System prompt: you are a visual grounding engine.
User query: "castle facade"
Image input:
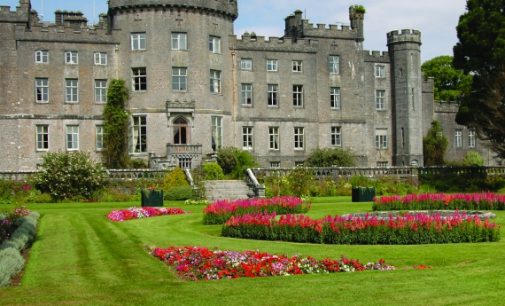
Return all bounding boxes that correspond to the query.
[0,0,498,171]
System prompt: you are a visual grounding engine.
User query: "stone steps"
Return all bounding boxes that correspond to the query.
[204,180,252,201]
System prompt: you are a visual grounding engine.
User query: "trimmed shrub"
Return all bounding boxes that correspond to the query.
[165,186,196,201]
[202,162,224,180]
[33,152,106,201]
[0,248,24,287]
[162,168,189,194]
[305,148,355,167]
[463,151,485,166]
[0,211,39,287]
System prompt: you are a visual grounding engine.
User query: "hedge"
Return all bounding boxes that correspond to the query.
[0,212,39,287]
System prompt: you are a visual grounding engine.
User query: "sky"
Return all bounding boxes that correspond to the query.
[3,0,468,62]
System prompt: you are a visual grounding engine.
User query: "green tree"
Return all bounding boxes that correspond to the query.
[305,148,355,167]
[453,0,505,158]
[423,121,448,166]
[421,55,472,101]
[103,79,130,168]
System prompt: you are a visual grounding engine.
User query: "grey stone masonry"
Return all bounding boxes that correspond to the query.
[204,180,251,201]
[0,0,501,171]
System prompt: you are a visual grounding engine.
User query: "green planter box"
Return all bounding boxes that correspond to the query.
[352,187,375,202]
[141,189,164,207]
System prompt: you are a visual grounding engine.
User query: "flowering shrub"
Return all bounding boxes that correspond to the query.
[107,207,187,222]
[222,211,500,244]
[203,196,311,224]
[0,207,31,243]
[151,246,395,281]
[373,193,505,211]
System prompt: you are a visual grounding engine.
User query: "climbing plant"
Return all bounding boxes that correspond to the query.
[103,79,130,169]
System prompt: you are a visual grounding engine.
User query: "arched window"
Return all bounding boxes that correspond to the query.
[173,117,189,145]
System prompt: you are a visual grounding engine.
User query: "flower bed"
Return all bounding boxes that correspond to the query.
[1,208,39,287]
[222,212,500,244]
[107,207,187,222]
[373,193,505,211]
[203,196,311,225]
[151,246,395,281]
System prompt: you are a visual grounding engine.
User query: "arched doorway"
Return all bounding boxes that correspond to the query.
[173,117,189,145]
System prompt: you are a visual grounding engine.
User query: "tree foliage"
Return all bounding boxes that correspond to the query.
[305,148,355,167]
[423,121,448,166]
[217,147,258,179]
[463,151,485,166]
[103,79,130,168]
[453,0,505,158]
[421,55,472,102]
[34,152,107,201]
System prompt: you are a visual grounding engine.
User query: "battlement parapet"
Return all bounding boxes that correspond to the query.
[387,29,422,45]
[108,0,238,20]
[231,34,318,53]
[301,20,357,39]
[434,101,460,113]
[0,4,30,22]
[15,21,114,44]
[363,50,390,63]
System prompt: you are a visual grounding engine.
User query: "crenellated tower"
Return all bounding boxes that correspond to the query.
[387,29,424,166]
[349,5,364,42]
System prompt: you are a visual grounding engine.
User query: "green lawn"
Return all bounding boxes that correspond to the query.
[1,197,505,306]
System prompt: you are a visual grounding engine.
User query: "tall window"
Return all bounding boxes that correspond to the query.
[35,50,49,63]
[65,79,79,103]
[293,85,304,107]
[328,55,340,74]
[66,125,79,151]
[294,127,304,150]
[171,32,187,50]
[267,84,278,107]
[132,115,147,153]
[210,70,221,93]
[95,79,107,103]
[211,116,223,150]
[242,126,253,150]
[173,117,189,145]
[94,52,107,65]
[269,127,279,150]
[131,32,146,50]
[209,36,221,53]
[65,51,78,64]
[95,125,104,151]
[240,59,253,71]
[266,59,278,72]
[36,125,49,151]
[375,129,388,150]
[172,67,187,91]
[132,67,147,91]
[241,84,253,106]
[468,129,476,148]
[330,87,341,109]
[455,129,463,148]
[292,60,303,72]
[35,78,49,103]
[375,90,386,110]
[331,126,342,147]
[375,64,385,78]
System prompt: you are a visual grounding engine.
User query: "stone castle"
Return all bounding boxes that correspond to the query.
[0,0,499,171]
